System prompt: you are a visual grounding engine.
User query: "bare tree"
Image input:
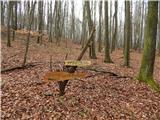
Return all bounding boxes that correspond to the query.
[37,1,43,44]
[14,1,17,30]
[133,1,141,51]
[22,2,36,66]
[70,1,75,41]
[85,1,97,59]
[7,1,12,47]
[109,1,112,45]
[104,1,112,63]
[124,1,131,67]
[1,1,5,26]
[138,1,159,91]
[81,2,87,48]
[48,1,53,42]
[19,1,22,29]
[98,1,102,52]
[55,1,62,46]
[140,0,145,49]
[111,1,118,52]
[157,1,160,55]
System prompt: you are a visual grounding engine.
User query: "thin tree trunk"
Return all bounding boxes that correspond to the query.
[85,1,97,59]
[49,1,53,42]
[11,2,15,41]
[14,1,17,30]
[158,1,160,55]
[81,2,87,48]
[130,1,133,49]
[47,1,50,34]
[111,1,118,52]
[124,1,131,67]
[98,1,102,52]
[70,1,75,41]
[1,1,5,26]
[7,2,12,47]
[104,1,112,63]
[109,1,112,46]
[37,1,43,44]
[19,1,22,29]
[22,2,36,66]
[140,1,144,49]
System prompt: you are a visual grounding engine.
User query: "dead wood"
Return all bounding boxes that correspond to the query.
[1,63,38,73]
[79,67,133,79]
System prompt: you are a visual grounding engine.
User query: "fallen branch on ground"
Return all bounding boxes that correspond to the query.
[79,67,133,79]
[1,62,39,73]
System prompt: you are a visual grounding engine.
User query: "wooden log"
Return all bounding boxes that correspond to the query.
[1,63,39,73]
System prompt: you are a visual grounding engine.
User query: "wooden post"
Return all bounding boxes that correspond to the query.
[58,27,96,96]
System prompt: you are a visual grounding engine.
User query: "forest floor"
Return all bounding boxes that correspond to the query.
[1,33,160,120]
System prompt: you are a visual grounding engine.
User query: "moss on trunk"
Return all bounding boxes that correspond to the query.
[138,1,160,92]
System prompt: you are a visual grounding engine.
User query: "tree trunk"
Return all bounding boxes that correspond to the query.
[133,1,141,51]
[111,1,118,52]
[124,1,131,67]
[81,2,87,48]
[47,1,50,34]
[55,1,61,46]
[11,2,15,41]
[138,1,159,91]
[7,2,12,47]
[22,2,36,66]
[109,1,112,46]
[104,1,112,63]
[37,1,43,44]
[130,1,133,49]
[140,1,145,49]
[158,1,160,55]
[98,1,102,52]
[14,1,17,30]
[1,1,5,26]
[19,1,22,29]
[49,1,53,42]
[70,1,75,41]
[85,1,97,59]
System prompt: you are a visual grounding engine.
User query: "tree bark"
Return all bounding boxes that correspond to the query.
[7,2,12,47]
[124,1,131,67]
[85,1,97,59]
[22,2,36,66]
[158,1,160,55]
[14,1,17,30]
[49,1,53,42]
[138,1,159,91]
[111,1,118,52]
[104,1,112,63]
[37,1,43,44]
[140,1,144,49]
[1,1,5,26]
[98,1,102,52]
[81,2,87,48]
[70,1,75,41]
